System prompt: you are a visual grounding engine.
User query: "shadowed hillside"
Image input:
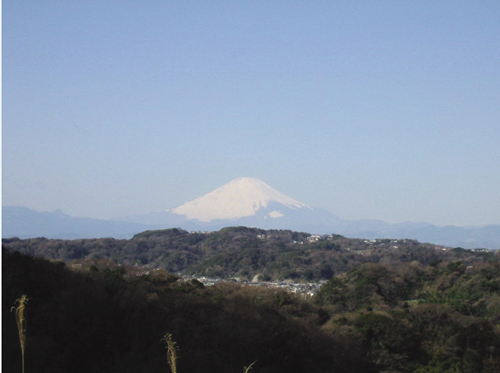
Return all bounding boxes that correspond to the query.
[2,249,374,373]
[5,246,500,372]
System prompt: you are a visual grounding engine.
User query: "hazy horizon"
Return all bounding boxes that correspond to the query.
[3,2,500,227]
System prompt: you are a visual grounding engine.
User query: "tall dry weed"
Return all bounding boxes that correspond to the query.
[162,333,178,373]
[12,295,28,373]
[243,361,256,373]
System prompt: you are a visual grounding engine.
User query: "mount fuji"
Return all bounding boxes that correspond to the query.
[173,177,313,222]
[121,177,341,232]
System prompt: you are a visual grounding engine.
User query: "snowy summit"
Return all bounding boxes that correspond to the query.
[171,177,311,222]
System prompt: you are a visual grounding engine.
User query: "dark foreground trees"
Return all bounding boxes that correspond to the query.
[5,246,500,372]
[2,249,374,373]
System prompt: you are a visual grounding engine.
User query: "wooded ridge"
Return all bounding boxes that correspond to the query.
[3,226,493,282]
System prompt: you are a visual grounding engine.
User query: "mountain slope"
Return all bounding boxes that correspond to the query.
[2,206,159,239]
[171,177,312,221]
[116,177,340,231]
[158,177,344,232]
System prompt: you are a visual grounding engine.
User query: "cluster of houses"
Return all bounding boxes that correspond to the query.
[180,274,324,297]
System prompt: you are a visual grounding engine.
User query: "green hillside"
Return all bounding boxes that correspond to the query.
[2,227,492,282]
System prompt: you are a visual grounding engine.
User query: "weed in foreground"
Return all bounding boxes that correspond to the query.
[12,295,28,373]
[162,333,178,373]
[243,361,256,373]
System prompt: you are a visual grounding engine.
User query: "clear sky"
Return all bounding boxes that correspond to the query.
[3,1,500,226]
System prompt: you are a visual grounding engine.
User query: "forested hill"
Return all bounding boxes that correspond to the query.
[5,239,500,372]
[3,249,375,373]
[3,226,494,282]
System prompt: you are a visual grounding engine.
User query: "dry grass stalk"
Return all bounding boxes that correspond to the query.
[12,295,28,373]
[163,333,178,373]
[243,361,256,373]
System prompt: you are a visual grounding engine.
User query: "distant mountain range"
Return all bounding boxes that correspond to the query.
[1,206,158,240]
[3,177,500,249]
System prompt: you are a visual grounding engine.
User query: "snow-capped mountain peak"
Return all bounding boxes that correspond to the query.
[171,177,311,222]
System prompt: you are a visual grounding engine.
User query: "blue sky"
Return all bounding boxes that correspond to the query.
[3,1,500,226]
